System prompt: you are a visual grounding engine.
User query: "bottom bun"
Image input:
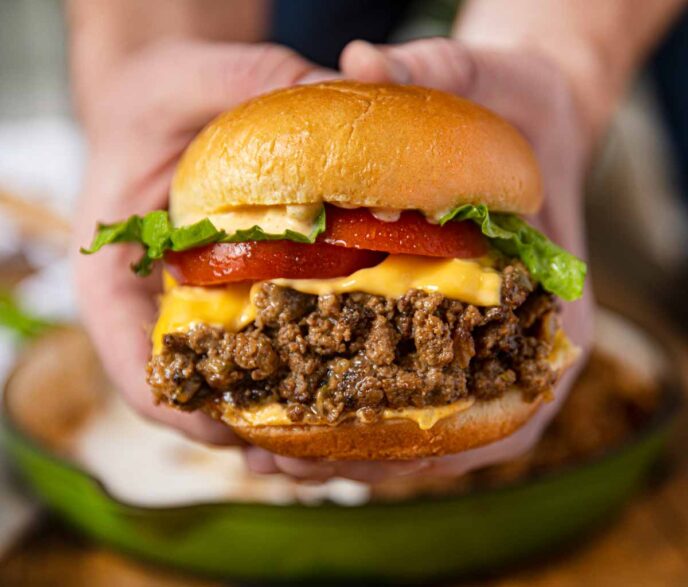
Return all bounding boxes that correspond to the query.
[230,391,542,460]
[226,330,579,460]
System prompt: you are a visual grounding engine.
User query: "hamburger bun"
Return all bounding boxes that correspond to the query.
[171,81,542,226]
[157,81,577,461]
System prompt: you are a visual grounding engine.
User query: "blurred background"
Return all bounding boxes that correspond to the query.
[1,1,688,585]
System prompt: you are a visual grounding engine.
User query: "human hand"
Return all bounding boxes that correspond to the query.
[245,38,594,481]
[73,41,334,443]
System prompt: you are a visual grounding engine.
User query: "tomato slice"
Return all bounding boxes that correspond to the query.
[166,206,487,286]
[165,241,386,286]
[321,206,488,258]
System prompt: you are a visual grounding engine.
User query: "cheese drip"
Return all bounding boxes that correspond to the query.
[271,255,501,306]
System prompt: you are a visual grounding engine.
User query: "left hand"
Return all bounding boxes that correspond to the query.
[73,40,335,444]
[245,38,594,482]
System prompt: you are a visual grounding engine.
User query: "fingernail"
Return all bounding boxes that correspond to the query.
[344,40,411,84]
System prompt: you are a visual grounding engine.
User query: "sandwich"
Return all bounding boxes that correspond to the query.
[83,81,584,459]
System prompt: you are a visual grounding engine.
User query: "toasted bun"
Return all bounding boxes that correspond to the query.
[222,332,578,460]
[171,81,542,225]
[228,391,542,460]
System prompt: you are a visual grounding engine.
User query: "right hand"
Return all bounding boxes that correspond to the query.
[73,40,334,443]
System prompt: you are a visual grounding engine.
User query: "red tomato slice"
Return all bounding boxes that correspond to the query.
[165,241,386,286]
[321,206,488,258]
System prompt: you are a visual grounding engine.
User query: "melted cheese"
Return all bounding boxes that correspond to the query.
[152,276,255,353]
[152,255,501,352]
[222,398,476,430]
[271,255,501,306]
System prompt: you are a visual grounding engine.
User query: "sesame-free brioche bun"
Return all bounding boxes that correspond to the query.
[171,81,542,225]
[227,391,541,461]
[218,331,578,460]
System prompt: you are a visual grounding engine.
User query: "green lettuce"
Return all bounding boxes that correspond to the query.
[440,204,586,301]
[81,203,585,301]
[81,207,326,276]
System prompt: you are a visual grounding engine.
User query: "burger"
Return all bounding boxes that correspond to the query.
[83,81,584,460]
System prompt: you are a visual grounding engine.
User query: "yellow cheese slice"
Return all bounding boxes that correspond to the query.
[271,255,501,306]
[152,255,501,352]
[152,276,256,354]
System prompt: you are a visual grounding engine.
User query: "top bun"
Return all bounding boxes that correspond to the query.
[171,81,542,224]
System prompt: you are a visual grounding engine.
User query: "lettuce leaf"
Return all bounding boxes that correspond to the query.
[440,204,586,301]
[81,207,326,276]
[81,202,585,301]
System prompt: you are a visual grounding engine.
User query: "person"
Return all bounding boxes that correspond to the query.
[70,0,686,481]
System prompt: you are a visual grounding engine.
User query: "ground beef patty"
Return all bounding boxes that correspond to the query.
[147,262,560,424]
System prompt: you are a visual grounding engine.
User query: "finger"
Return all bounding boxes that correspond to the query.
[330,460,430,483]
[341,38,473,93]
[421,412,546,478]
[426,432,540,477]
[244,446,282,475]
[139,401,244,446]
[244,446,429,483]
[270,456,430,483]
[339,40,412,84]
[127,41,336,132]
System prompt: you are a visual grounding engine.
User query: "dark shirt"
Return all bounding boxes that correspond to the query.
[271,0,413,69]
[650,8,688,200]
